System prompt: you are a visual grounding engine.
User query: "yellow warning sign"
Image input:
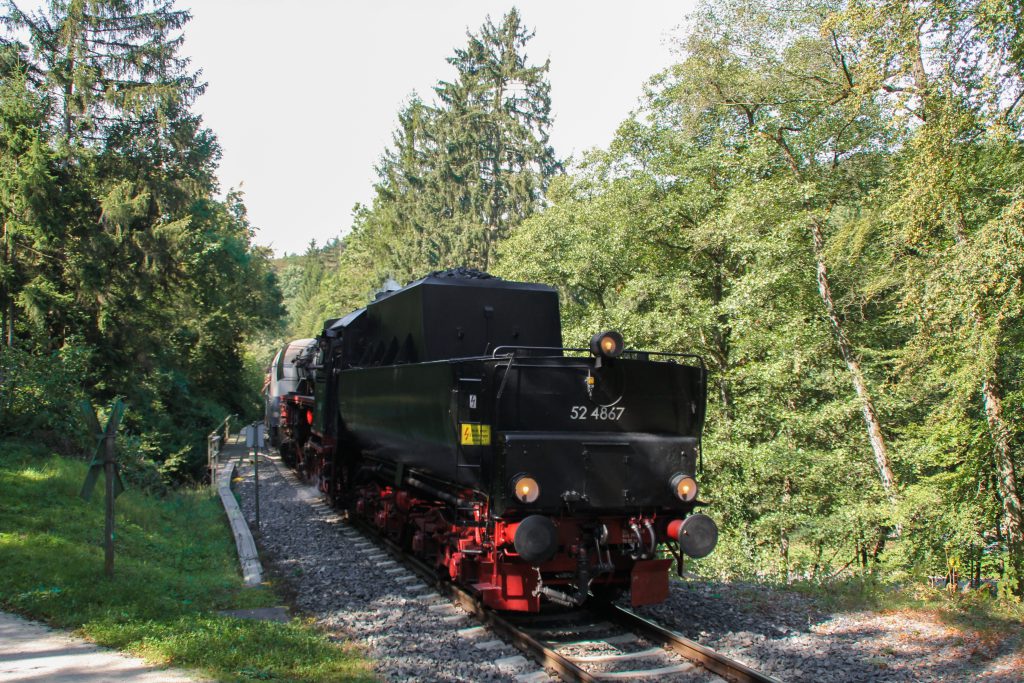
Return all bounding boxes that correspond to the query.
[460,423,491,446]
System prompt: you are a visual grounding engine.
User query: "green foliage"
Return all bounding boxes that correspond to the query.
[0,338,92,441]
[831,0,1024,585]
[0,2,284,481]
[498,0,1024,594]
[0,441,371,682]
[278,239,351,337]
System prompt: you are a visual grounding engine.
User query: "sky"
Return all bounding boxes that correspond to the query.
[179,2,694,256]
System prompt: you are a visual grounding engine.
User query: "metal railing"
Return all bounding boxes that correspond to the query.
[208,414,236,487]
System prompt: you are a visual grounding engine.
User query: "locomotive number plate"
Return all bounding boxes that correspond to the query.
[570,406,626,421]
[460,423,491,446]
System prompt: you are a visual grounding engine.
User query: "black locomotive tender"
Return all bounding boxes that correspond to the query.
[271,269,717,611]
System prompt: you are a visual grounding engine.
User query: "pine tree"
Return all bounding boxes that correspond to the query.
[6,0,198,146]
[371,97,440,280]
[356,9,561,282]
[434,8,559,269]
[0,46,61,345]
[1,1,283,478]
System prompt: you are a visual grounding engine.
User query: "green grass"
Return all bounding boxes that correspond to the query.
[0,439,374,682]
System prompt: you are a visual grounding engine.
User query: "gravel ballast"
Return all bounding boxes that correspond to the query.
[635,581,1022,682]
[234,453,1022,682]
[235,455,545,682]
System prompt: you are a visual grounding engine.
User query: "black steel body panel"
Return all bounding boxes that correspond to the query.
[497,431,698,516]
[338,361,461,481]
[490,356,705,515]
[315,271,709,525]
[336,353,707,514]
[492,356,706,436]
[352,274,562,365]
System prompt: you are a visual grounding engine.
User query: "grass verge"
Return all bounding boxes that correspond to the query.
[0,439,373,682]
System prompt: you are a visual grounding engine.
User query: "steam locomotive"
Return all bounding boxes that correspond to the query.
[264,337,316,448]
[271,269,717,611]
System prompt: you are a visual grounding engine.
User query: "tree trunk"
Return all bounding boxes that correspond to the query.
[63,52,75,141]
[781,475,792,584]
[768,130,898,499]
[1,223,7,347]
[5,231,13,348]
[910,20,932,121]
[483,75,507,273]
[809,219,898,498]
[982,373,1024,577]
[711,261,732,420]
[974,548,981,589]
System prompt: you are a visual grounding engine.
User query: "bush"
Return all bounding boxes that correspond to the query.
[116,434,170,496]
[0,337,239,488]
[0,338,92,445]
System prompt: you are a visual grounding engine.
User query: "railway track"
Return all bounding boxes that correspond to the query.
[268,455,780,683]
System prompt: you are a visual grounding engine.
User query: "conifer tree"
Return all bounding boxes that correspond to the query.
[6,0,198,146]
[434,8,559,269]
[358,9,560,281]
[0,47,60,345]
[0,1,283,478]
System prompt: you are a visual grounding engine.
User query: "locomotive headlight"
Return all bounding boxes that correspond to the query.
[512,474,540,504]
[590,330,624,358]
[671,473,698,502]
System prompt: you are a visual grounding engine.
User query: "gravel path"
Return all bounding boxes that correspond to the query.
[234,452,1022,682]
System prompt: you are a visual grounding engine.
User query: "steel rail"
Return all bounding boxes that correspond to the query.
[348,515,779,683]
[346,517,594,682]
[595,602,783,683]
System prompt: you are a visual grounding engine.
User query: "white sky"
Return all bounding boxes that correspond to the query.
[182,1,694,256]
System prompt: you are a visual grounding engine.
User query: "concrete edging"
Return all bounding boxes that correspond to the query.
[217,460,262,586]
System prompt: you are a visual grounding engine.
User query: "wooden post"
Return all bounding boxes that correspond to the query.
[103,433,115,578]
[224,414,233,442]
[79,399,125,578]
